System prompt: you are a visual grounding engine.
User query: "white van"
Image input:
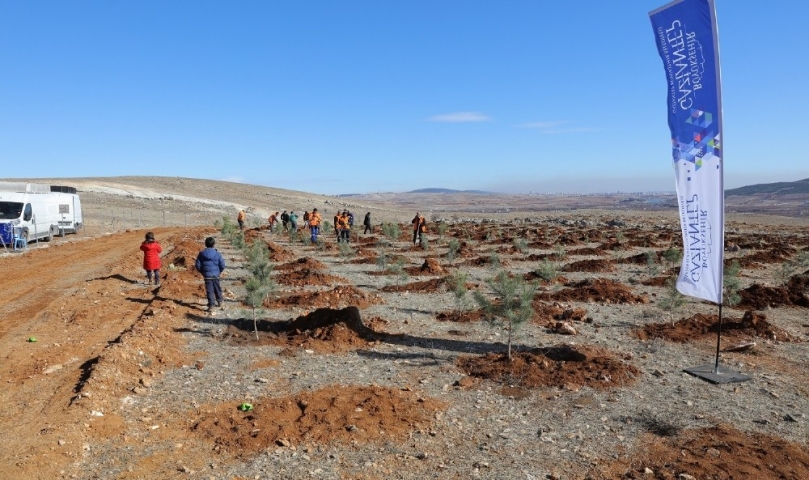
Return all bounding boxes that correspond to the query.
[0,182,83,246]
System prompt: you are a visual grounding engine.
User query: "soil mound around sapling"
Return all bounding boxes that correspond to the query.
[266,285,381,309]
[189,385,445,456]
[641,275,673,287]
[275,257,327,271]
[594,423,809,480]
[456,344,639,390]
[266,240,296,262]
[380,277,446,293]
[463,255,508,267]
[634,311,801,343]
[737,275,809,309]
[227,307,388,352]
[561,259,615,273]
[276,268,347,286]
[537,278,648,304]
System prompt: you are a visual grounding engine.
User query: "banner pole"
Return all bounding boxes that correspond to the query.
[713,302,723,373]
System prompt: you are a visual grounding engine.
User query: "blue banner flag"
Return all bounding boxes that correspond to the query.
[650,0,724,304]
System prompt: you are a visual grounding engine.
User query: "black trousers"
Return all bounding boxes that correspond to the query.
[204,277,223,306]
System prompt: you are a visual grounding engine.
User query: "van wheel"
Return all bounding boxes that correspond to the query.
[46,226,54,242]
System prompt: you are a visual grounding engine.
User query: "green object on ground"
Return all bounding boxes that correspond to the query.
[238,402,253,411]
[27,337,37,343]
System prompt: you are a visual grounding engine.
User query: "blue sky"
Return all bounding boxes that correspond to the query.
[1,1,807,195]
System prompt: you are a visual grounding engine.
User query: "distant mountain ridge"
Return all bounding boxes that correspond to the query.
[725,178,809,196]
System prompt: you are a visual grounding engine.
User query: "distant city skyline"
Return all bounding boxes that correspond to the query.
[2,1,807,195]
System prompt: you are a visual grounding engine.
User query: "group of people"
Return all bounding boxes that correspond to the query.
[140,209,428,315]
[140,232,225,314]
[265,208,373,243]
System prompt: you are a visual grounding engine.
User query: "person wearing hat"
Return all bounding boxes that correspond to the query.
[309,208,322,242]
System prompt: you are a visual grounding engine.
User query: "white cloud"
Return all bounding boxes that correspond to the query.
[425,111,492,123]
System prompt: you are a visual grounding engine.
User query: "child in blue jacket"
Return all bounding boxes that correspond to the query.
[195,236,226,312]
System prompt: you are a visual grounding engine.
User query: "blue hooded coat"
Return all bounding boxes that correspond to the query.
[195,248,226,278]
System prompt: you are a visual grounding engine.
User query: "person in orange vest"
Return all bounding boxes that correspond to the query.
[309,208,322,242]
[237,209,246,230]
[411,211,426,246]
[337,210,351,243]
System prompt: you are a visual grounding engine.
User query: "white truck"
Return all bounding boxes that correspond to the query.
[0,182,83,246]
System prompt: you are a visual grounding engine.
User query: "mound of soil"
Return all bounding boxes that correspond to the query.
[595,423,809,480]
[634,311,800,343]
[619,251,662,265]
[436,309,487,323]
[420,257,444,274]
[266,241,295,262]
[538,278,648,305]
[227,307,388,352]
[532,301,590,325]
[561,259,615,273]
[380,277,447,293]
[641,275,672,287]
[737,276,809,309]
[276,268,347,286]
[267,285,381,309]
[567,246,605,256]
[463,255,508,267]
[275,257,327,271]
[189,385,445,456]
[457,344,639,390]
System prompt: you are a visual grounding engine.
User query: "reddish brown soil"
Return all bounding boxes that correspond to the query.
[275,256,327,271]
[266,240,296,262]
[594,424,809,479]
[436,309,487,323]
[457,344,639,390]
[189,385,445,456]
[562,258,616,273]
[0,227,212,480]
[532,301,590,325]
[380,277,447,293]
[737,276,809,309]
[538,278,649,304]
[634,311,801,343]
[276,268,347,286]
[266,285,382,309]
[226,307,388,353]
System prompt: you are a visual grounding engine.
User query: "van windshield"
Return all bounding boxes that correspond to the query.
[0,202,23,220]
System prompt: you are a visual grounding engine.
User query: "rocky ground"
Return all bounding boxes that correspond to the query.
[1,177,808,479]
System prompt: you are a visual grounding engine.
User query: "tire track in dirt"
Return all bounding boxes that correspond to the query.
[0,227,193,480]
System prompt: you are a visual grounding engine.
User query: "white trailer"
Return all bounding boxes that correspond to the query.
[0,182,83,245]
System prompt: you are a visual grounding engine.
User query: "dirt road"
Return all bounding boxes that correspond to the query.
[0,228,205,479]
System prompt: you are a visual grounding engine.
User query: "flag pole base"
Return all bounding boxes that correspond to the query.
[684,364,751,384]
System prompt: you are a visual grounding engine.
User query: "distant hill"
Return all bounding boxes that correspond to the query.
[407,188,493,195]
[726,178,809,196]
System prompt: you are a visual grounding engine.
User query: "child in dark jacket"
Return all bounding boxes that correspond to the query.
[140,232,162,286]
[195,236,226,312]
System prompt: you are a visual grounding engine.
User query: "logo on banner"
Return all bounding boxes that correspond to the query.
[682,194,713,282]
[658,20,721,171]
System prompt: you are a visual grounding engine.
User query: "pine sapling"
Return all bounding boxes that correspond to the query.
[473,271,538,360]
[446,271,469,320]
[659,277,685,325]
